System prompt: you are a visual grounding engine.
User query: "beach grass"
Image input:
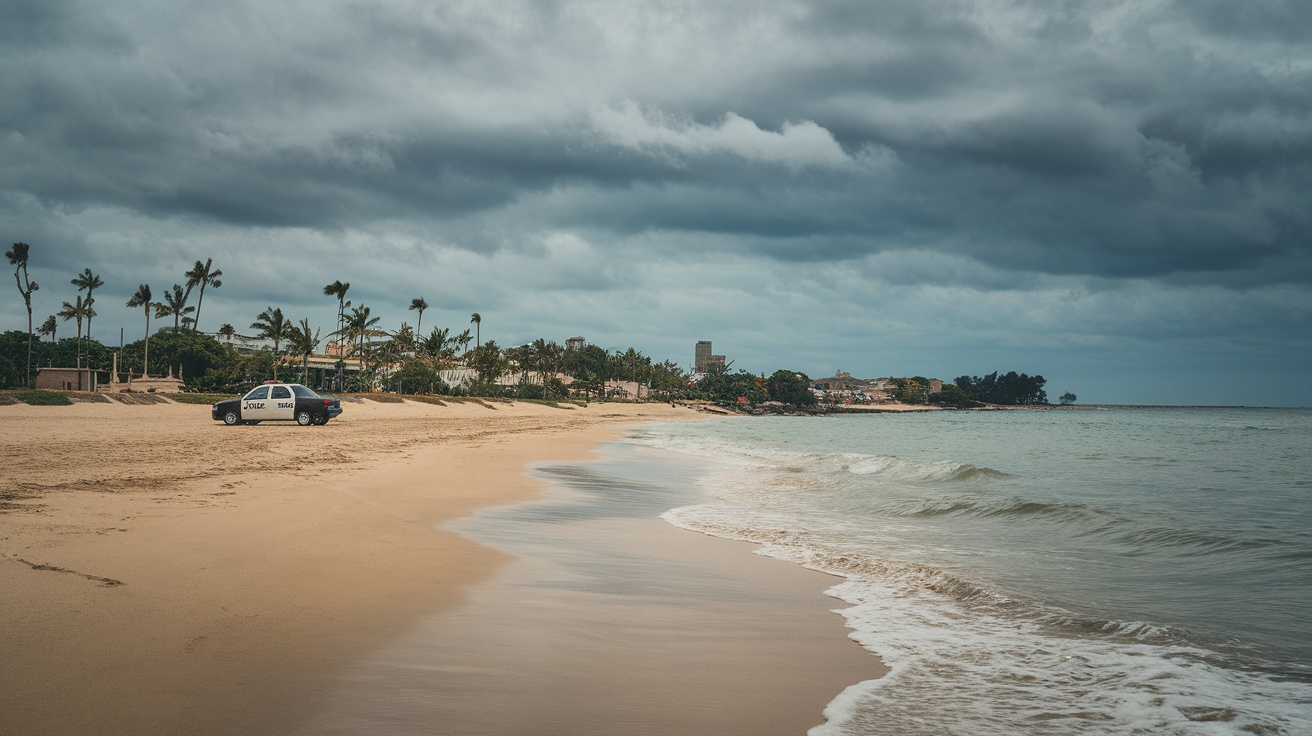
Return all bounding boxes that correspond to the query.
[510,398,581,410]
[405,395,448,406]
[168,393,235,405]
[105,393,172,405]
[6,390,74,406]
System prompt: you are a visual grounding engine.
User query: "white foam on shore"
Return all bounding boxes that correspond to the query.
[663,503,1312,735]
[640,420,1312,736]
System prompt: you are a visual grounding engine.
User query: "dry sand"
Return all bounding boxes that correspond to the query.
[1,397,880,735]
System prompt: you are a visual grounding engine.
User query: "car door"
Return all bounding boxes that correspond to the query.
[242,386,272,420]
[269,385,296,421]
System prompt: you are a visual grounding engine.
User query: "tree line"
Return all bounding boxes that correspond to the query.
[6,242,1058,406]
[953,371,1049,405]
[4,242,829,402]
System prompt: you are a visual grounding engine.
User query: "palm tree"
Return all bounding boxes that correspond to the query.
[391,323,417,355]
[287,318,322,385]
[532,338,563,397]
[184,258,222,333]
[6,243,39,388]
[57,296,92,389]
[470,340,506,387]
[409,298,428,335]
[420,326,446,360]
[336,305,383,390]
[217,323,235,343]
[323,280,350,389]
[126,284,153,377]
[505,343,532,386]
[251,307,293,380]
[158,284,193,328]
[344,304,382,360]
[71,268,103,340]
[38,315,57,343]
[470,312,481,348]
[455,328,473,359]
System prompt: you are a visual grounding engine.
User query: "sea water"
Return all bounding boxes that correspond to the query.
[629,408,1312,735]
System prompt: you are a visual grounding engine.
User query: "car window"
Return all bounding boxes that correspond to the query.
[271,386,291,399]
[244,387,270,400]
[290,385,319,398]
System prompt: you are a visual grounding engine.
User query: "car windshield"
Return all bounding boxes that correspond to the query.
[244,387,270,400]
[290,385,320,399]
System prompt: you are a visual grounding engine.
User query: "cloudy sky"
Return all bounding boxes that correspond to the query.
[3,0,1310,405]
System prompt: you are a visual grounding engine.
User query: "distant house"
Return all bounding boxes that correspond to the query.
[860,386,891,403]
[604,380,649,399]
[36,367,111,392]
[439,368,478,389]
[815,371,864,391]
[291,351,366,391]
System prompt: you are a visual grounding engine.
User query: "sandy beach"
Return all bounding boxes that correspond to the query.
[1,397,880,735]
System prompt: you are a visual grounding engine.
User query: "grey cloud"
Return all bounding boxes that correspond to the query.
[5,0,1308,287]
[1177,0,1312,43]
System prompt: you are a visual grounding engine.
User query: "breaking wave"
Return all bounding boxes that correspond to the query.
[662,504,1312,735]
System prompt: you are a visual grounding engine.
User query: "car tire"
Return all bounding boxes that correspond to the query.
[296,410,314,426]
[223,411,241,426]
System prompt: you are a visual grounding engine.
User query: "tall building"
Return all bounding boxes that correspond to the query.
[566,336,585,352]
[695,340,712,372]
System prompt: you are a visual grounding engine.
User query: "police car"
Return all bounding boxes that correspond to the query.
[212,382,343,426]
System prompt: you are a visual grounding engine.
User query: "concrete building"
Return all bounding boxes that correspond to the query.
[695,341,712,372]
[566,336,586,352]
[36,367,110,392]
[290,351,366,391]
[695,341,727,373]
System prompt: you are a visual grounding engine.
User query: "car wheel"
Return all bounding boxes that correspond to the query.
[223,411,241,426]
[296,410,314,426]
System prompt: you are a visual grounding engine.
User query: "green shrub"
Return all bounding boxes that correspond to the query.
[168,393,234,405]
[13,390,74,406]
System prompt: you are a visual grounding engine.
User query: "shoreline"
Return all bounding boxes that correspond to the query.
[298,438,884,735]
[0,398,880,735]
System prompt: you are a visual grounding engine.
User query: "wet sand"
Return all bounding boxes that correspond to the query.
[298,446,884,735]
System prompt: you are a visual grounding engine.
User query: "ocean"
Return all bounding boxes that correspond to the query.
[623,408,1312,735]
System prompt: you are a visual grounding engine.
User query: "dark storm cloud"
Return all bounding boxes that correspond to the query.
[4,0,1309,288]
[1178,0,1312,43]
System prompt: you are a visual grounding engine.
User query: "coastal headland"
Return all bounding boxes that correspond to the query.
[0,398,879,735]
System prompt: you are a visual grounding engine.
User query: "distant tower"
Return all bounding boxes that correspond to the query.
[566,336,585,352]
[695,341,712,373]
